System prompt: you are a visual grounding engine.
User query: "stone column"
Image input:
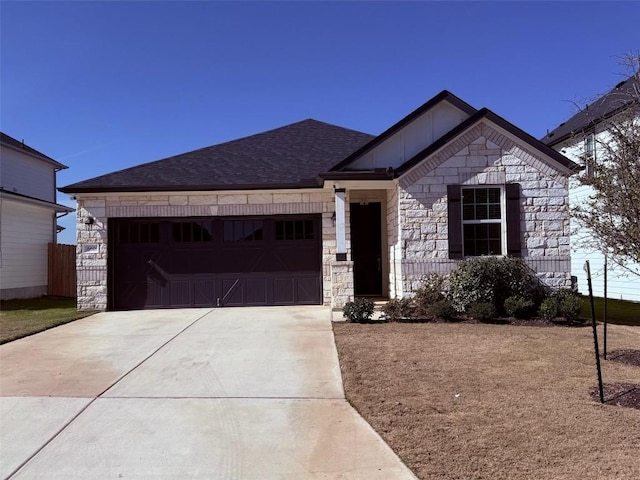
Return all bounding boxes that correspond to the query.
[330,260,354,309]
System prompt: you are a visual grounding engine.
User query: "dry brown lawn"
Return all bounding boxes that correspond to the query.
[333,321,640,480]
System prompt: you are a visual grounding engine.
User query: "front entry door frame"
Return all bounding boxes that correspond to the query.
[350,201,384,297]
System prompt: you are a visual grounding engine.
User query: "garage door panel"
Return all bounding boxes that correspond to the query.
[146,282,164,308]
[110,216,322,310]
[246,278,268,305]
[169,280,192,307]
[193,280,217,307]
[167,249,220,275]
[296,277,322,304]
[221,278,245,307]
[273,278,295,304]
[214,247,266,273]
[270,246,317,271]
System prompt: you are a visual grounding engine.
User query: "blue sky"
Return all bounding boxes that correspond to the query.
[1,1,638,244]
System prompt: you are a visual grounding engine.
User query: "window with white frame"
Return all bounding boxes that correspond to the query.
[462,187,505,256]
[584,132,596,177]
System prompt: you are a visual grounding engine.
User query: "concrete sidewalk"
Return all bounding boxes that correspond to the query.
[1,307,417,479]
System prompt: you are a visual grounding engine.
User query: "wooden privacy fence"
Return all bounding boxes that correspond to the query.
[48,243,76,297]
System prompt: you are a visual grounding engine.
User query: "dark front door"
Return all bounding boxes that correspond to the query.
[350,202,382,296]
[109,215,322,310]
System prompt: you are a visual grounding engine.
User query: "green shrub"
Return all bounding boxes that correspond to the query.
[503,295,535,319]
[413,273,447,318]
[428,299,456,320]
[342,298,375,323]
[540,297,560,320]
[468,302,497,322]
[382,298,414,321]
[559,294,583,322]
[448,256,547,314]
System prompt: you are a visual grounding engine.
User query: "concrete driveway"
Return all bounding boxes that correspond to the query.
[0,307,416,479]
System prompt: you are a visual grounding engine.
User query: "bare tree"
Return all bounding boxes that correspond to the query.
[572,53,640,276]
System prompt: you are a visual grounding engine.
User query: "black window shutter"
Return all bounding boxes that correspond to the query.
[505,183,522,257]
[447,184,463,259]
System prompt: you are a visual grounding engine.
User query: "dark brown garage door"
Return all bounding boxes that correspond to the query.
[108,215,322,310]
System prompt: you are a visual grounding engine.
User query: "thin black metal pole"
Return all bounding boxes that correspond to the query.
[585,260,604,403]
[603,254,608,360]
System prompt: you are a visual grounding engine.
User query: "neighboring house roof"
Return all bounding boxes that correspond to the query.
[60,120,374,193]
[0,188,74,213]
[0,132,68,170]
[541,74,640,146]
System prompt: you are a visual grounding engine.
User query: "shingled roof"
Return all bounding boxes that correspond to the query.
[541,73,640,146]
[1,132,67,169]
[60,120,374,193]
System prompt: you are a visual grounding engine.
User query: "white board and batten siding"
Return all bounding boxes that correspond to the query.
[348,101,470,170]
[560,139,640,302]
[0,200,55,295]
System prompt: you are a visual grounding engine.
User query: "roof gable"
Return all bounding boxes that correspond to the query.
[542,73,640,146]
[60,120,374,193]
[329,91,477,172]
[395,108,579,181]
[1,132,67,170]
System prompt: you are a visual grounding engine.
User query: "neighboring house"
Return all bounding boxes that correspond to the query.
[0,132,74,300]
[541,74,640,301]
[60,91,579,311]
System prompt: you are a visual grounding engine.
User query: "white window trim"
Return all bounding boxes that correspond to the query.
[461,185,507,257]
[584,132,596,177]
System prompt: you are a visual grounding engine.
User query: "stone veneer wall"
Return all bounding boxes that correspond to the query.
[397,121,572,295]
[75,190,355,310]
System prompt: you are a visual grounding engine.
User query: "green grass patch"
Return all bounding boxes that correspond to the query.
[0,296,97,344]
[580,295,640,326]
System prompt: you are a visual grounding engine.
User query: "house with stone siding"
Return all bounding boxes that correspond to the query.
[60,91,579,311]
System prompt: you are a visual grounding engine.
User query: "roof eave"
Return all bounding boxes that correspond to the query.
[0,189,75,213]
[482,111,580,174]
[59,180,325,195]
[318,169,395,181]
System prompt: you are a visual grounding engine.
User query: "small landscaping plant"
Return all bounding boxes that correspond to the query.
[504,295,535,319]
[448,256,547,315]
[382,298,414,322]
[428,299,456,320]
[559,292,583,322]
[468,302,497,322]
[540,297,560,320]
[413,273,447,318]
[342,298,375,323]
[538,289,583,322]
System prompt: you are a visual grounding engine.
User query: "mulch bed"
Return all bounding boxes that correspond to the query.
[590,350,640,410]
[591,383,640,410]
[380,316,589,328]
[607,349,640,367]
